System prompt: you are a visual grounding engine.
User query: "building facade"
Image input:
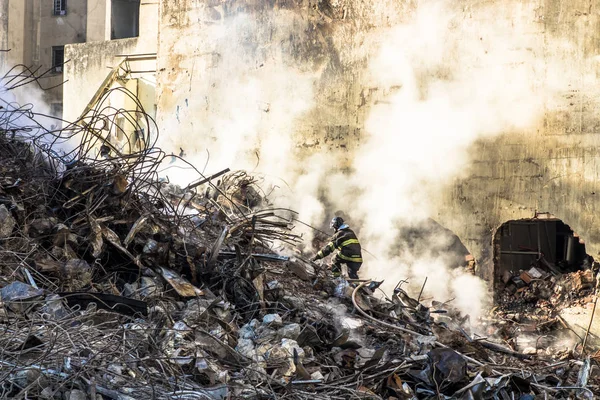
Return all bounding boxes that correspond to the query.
[3,0,143,118]
[5,0,89,115]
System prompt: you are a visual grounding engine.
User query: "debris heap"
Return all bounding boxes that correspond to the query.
[0,82,598,399]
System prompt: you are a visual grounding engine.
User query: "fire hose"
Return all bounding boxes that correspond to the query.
[351,280,492,370]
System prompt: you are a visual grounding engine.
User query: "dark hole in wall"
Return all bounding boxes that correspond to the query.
[493,218,590,294]
[111,0,140,40]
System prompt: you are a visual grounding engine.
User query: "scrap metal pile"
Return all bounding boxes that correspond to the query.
[0,68,598,399]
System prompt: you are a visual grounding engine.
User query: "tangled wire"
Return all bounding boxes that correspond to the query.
[0,64,304,398]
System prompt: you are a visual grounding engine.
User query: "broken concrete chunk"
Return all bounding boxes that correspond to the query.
[282,295,306,311]
[331,311,366,348]
[123,282,139,298]
[239,319,259,340]
[281,338,304,360]
[13,368,43,388]
[416,334,437,347]
[28,217,57,238]
[140,276,161,299]
[40,386,55,399]
[277,323,301,340]
[42,294,69,320]
[1,281,44,302]
[311,370,324,380]
[255,326,277,344]
[0,204,15,238]
[195,349,230,384]
[285,259,315,281]
[236,338,256,359]
[61,259,93,289]
[181,297,214,325]
[262,313,282,327]
[66,389,87,400]
[255,342,271,359]
[267,345,296,378]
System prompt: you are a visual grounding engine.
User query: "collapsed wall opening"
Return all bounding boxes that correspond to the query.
[111,0,140,40]
[493,217,591,295]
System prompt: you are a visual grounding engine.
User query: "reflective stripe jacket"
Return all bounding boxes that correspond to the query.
[316,227,363,263]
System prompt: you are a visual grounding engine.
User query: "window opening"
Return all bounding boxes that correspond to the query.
[111,0,140,39]
[52,46,65,73]
[53,0,67,16]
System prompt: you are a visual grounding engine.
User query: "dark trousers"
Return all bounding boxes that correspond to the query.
[332,256,362,279]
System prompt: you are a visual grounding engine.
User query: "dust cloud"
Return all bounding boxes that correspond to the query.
[156,1,580,324]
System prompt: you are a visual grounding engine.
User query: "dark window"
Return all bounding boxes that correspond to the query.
[52,46,64,73]
[53,0,67,16]
[111,0,140,40]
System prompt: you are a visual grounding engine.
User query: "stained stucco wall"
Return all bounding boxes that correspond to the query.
[154,0,600,284]
[63,2,158,123]
[5,0,23,68]
[63,38,138,123]
[32,0,88,103]
[437,1,600,283]
[86,0,110,42]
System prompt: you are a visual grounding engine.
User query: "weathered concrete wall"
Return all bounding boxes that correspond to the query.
[86,0,110,42]
[156,0,600,284]
[63,2,157,122]
[32,0,88,104]
[137,1,158,51]
[3,0,18,69]
[435,1,600,283]
[4,0,88,104]
[156,0,402,163]
[63,38,138,123]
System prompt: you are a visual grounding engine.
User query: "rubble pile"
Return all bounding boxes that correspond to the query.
[493,258,600,357]
[0,86,598,399]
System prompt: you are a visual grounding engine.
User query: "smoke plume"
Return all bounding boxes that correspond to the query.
[156,0,583,323]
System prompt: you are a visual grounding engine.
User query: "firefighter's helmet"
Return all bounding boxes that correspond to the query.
[330,216,344,231]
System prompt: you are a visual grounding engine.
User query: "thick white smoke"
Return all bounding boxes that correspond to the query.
[330,1,554,320]
[156,1,582,323]
[316,0,579,322]
[157,12,317,186]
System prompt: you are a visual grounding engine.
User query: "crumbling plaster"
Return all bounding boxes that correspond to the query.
[154,0,600,283]
[63,38,139,123]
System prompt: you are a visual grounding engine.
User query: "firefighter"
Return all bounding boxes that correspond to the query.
[311,216,363,279]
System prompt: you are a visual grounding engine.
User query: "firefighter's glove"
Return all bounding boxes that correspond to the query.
[310,256,319,262]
